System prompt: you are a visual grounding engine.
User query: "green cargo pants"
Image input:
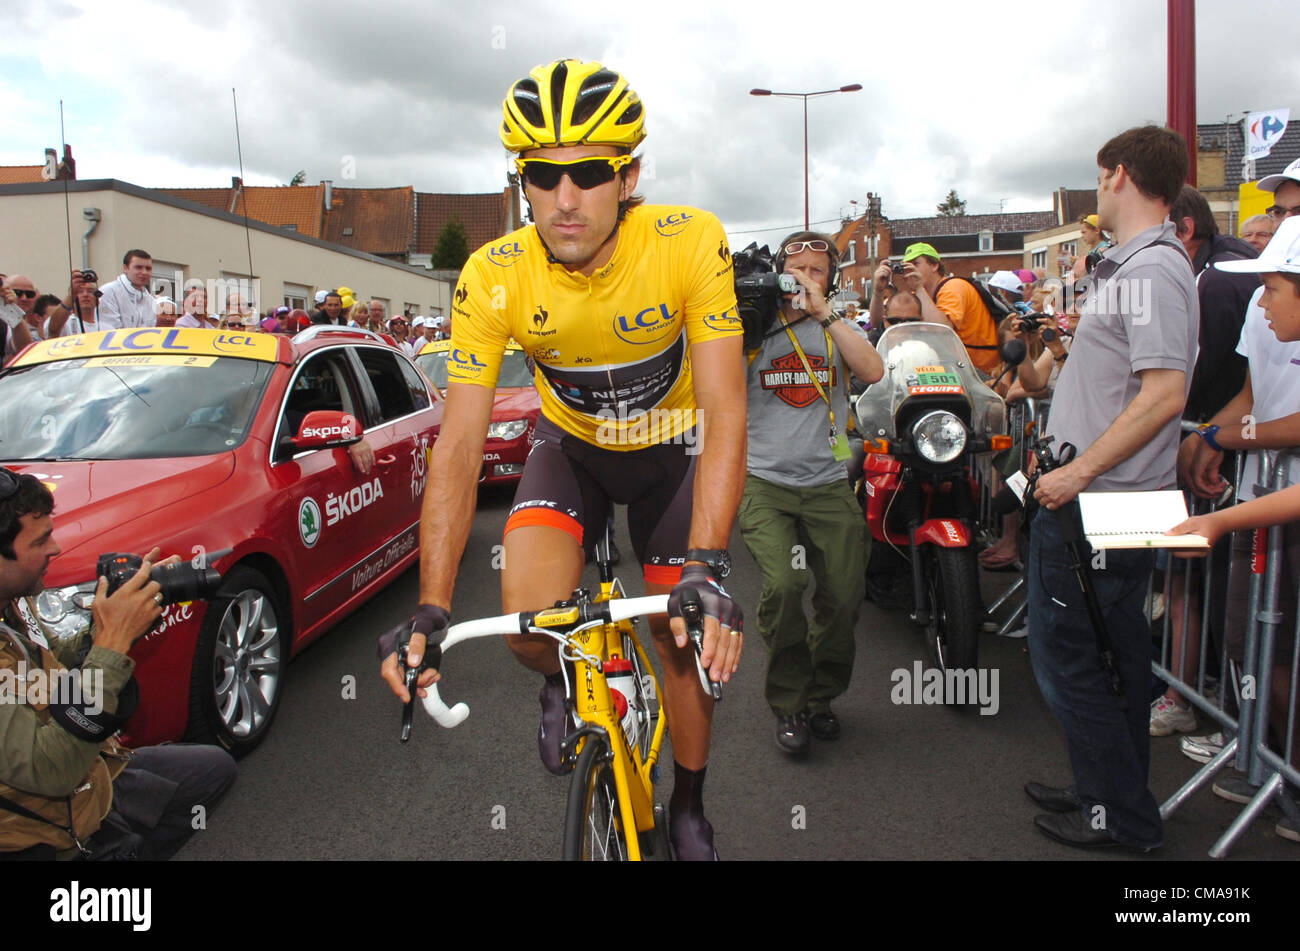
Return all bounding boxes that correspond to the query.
[738,473,866,717]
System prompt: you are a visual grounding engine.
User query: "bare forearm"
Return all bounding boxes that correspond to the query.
[868,290,885,330]
[829,319,883,383]
[1204,384,1257,447]
[1017,349,1054,393]
[417,440,481,608]
[1207,482,1300,537]
[916,287,951,328]
[1073,373,1186,481]
[1215,411,1300,451]
[689,403,746,549]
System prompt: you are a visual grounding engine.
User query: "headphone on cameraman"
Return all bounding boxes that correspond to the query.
[775,230,840,298]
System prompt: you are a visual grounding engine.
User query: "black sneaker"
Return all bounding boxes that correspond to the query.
[538,675,569,775]
[775,713,810,755]
[807,710,841,740]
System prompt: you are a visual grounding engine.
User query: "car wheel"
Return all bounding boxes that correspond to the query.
[186,565,287,757]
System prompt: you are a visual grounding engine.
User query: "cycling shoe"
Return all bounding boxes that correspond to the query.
[537,674,569,776]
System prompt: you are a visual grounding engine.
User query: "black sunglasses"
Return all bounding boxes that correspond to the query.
[12,289,36,299]
[514,155,633,191]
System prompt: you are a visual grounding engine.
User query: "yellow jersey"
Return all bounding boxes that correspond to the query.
[448,204,741,448]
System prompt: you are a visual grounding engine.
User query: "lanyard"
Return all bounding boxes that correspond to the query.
[778,313,839,436]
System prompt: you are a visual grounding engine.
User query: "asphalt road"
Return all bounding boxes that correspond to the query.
[179,485,1295,862]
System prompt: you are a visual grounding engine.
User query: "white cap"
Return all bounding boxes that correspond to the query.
[1215,216,1300,275]
[314,290,329,305]
[411,316,426,327]
[431,315,446,327]
[988,271,1024,294]
[1257,157,1300,194]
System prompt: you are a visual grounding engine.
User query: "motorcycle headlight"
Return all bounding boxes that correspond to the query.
[912,411,967,464]
[32,581,97,643]
[487,419,528,441]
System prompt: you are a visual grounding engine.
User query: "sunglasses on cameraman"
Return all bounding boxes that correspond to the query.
[781,240,830,255]
[514,154,633,191]
[10,288,37,299]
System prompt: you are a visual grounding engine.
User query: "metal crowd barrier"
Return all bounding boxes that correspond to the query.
[1155,443,1300,857]
[981,397,1050,637]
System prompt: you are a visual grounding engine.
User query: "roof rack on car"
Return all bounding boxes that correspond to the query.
[292,324,388,345]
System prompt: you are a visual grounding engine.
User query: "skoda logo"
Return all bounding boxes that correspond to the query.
[299,498,322,548]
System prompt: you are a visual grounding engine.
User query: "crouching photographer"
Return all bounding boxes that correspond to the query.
[0,469,235,860]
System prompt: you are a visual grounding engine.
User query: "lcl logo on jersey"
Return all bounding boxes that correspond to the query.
[655,211,694,237]
[448,348,488,377]
[487,241,525,267]
[613,303,679,345]
[703,308,742,333]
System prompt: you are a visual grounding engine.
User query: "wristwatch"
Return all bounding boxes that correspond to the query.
[1195,423,1223,452]
[817,313,839,328]
[684,548,731,579]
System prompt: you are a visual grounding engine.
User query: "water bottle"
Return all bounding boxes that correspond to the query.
[605,658,640,749]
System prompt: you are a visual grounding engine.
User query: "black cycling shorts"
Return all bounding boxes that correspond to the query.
[504,415,697,585]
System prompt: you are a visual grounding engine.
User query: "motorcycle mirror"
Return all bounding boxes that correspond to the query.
[1000,339,1027,365]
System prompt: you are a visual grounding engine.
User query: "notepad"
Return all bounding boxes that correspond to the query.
[1077,490,1210,549]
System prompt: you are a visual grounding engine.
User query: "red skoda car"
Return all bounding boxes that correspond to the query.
[1,326,442,755]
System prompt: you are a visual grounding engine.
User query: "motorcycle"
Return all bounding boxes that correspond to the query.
[854,322,1011,679]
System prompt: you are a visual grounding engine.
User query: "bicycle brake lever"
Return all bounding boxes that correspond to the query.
[681,593,722,702]
[399,646,418,743]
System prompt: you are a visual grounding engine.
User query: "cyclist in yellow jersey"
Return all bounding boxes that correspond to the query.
[380,59,747,859]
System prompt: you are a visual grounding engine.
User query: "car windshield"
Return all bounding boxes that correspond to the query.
[0,357,274,460]
[417,348,533,390]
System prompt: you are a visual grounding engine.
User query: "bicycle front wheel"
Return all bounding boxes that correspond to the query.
[562,738,628,861]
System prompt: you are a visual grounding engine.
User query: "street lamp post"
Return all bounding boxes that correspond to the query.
[750,84,862,230]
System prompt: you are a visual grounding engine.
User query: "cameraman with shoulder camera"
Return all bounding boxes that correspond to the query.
[739,232,883,754]
[0,469,235,860]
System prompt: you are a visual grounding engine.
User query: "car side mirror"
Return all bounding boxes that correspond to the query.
[292,410,363,451]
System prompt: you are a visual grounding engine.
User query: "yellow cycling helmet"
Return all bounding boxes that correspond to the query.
[501,59,646,152]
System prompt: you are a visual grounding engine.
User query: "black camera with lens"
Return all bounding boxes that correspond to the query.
[889,261,907,275]
[97,552,224,606]
[81,268,98,285]
[733,242,798,350]
[1016,312,1058,343]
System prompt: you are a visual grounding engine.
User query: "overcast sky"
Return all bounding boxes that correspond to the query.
[4,0,1298,247]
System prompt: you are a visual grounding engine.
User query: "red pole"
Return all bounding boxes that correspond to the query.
[1167,0,1197,186]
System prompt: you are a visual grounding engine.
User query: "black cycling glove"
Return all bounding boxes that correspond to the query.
[378,604,449,670]
[668,564,743,634]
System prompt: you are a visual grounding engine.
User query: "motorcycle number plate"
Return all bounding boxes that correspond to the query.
[830,432,851,462]
[915,370,962,387]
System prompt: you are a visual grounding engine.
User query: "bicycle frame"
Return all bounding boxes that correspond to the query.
[562,577,669,859]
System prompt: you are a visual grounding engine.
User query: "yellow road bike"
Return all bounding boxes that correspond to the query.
[406,538,715,860]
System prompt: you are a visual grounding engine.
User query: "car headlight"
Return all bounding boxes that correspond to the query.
[32,581,97,643]
[487,420,528,441]
[912,411,967,464]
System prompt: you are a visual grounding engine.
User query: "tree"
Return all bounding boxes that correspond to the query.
[936,189,967,217]
[431,214,470,270]
[288,170,306,187]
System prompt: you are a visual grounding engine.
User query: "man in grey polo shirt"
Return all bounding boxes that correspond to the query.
[740,231,883,755]
[1026,125,1199,852]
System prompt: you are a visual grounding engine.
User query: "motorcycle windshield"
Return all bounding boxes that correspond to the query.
[855,323,1006,442]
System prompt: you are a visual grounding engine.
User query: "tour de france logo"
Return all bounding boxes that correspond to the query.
[299,497,322,548]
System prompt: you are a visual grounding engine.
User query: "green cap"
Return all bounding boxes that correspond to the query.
[903,242,940,263]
